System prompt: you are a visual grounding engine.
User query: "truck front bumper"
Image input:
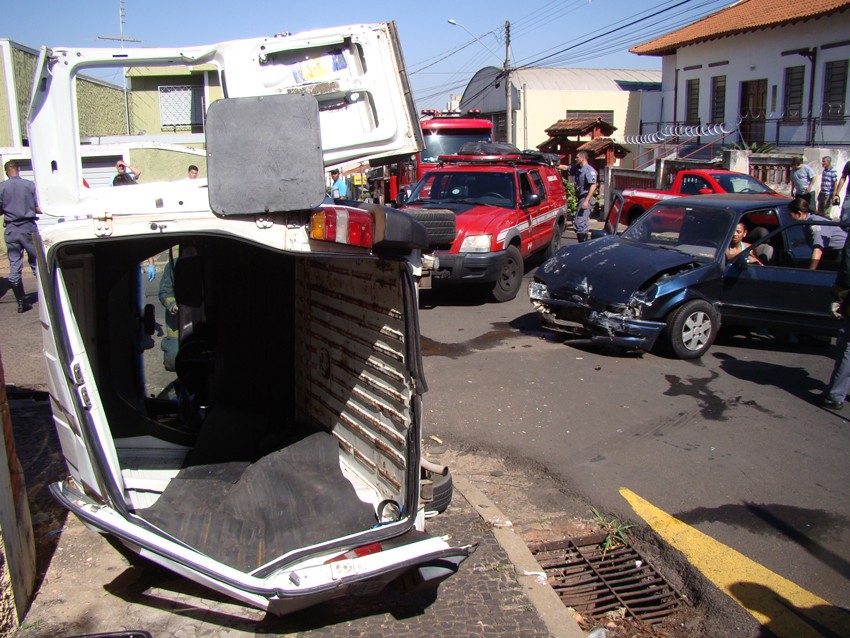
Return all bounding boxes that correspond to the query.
[427,250,506,284]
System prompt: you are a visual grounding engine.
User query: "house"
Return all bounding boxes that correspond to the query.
[630,0,850,150]
[457,66,661,162]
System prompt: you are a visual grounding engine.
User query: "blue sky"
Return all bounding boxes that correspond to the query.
[7,0,731,109]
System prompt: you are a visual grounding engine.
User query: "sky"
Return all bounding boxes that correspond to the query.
[7,0,733,110]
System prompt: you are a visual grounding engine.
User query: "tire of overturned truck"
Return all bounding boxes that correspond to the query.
[424,469,453,514]
[406,210,457,247]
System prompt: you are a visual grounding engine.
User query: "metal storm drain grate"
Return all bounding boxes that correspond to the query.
[529,532,687,624]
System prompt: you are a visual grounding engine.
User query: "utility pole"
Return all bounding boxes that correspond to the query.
[98,0,141,135]
[504,21,512,146]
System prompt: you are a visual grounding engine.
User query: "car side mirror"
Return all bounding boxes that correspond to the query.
[522,193,541,208]
[698,187,713,195]
[735,254,749,270]
[395,190,408,207]
[590,229,608,240]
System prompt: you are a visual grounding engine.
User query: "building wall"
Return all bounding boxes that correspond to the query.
[661,14,850,129]
[77,80,127,137]
[10,47,35,145]
[0,44,14,147]
[128,65,219,136]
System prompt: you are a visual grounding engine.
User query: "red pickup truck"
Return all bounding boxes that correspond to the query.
[611,169,778,230]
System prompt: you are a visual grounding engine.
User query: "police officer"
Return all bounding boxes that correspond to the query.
[563,151,598,242]
[0,160,40,313]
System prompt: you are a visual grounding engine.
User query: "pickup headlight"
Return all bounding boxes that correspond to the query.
[459,234,492,253]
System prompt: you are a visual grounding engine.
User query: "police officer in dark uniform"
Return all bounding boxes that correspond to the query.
[0,160,40,313]
[561,151,598,242]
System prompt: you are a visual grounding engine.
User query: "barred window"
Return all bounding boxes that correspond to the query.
[159,85,205,128]
[710,76,726,123]
[821,60,848,120]
[783,66,805,121]
[685,78,700,124]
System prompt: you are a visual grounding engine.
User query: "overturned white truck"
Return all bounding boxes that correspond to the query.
[27,23,471,614]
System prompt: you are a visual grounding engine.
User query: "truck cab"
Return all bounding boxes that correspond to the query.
[27,23,470,616]
[401,144,568,302]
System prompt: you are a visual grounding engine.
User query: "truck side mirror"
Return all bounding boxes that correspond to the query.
[522,193,540,208]
[698,187,713,195]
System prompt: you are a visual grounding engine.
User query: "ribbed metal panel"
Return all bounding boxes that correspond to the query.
[296,257,411,497]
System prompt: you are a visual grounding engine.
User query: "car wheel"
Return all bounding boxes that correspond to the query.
[665,299,718,359]
[489,245,523,302]
[542,221,563,261]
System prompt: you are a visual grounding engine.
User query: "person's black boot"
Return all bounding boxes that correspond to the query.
[11,281,31,313]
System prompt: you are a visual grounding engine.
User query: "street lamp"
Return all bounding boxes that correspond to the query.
[447,19,501,62]
[448,19,513,146]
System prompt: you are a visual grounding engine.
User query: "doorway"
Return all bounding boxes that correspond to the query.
[739,79,767,147]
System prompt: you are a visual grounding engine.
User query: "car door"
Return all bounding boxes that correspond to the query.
[517,170,541,255]
[719,220,840,334]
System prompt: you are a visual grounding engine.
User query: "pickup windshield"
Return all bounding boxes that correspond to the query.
[421,133,494,163]
[407,170,516,208]
[709,173,775,194]
[621,204,735,260]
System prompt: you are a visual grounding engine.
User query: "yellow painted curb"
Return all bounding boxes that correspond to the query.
[621,487,850,638]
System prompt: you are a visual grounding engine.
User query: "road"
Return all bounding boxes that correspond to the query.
[417,263,850,621]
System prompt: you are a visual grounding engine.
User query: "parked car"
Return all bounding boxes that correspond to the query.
[400,143,568,302]
[28,24,471,616]
[611,168,780,231]
[529,194,845,359]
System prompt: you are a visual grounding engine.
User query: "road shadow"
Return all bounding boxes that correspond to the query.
[675,501,850,582]
[7,388,69,587]
[419,285,489,309]
[729,581,850,637]
[712,351,841,412]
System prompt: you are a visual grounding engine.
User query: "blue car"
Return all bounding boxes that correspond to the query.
[528,194,847,358]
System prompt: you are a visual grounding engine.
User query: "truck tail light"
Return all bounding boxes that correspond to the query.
[324,542,383,563]
[310,207,373,248]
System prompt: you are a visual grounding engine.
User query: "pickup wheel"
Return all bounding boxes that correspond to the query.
[542,220,564,261]
[489,245,523,302]
[626,207,645,226]
[665,299,718,359]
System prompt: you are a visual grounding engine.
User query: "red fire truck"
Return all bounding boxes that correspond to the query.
[368,109,493,204]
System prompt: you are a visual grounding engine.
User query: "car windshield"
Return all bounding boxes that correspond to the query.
[407,170,516,208]
[710,173,775,194]
[421,132,493,163]
[620,204,736,260]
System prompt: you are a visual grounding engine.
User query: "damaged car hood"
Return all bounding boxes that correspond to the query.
[537,236,702,305]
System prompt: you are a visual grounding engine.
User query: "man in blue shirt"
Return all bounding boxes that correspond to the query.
[788,196,847,270]
[330,169,348,199]
[0,160,40,312]
[818,156,838,214]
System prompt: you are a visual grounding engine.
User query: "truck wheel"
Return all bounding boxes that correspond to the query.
[489,245,523,302]
[406,210,457,246]
[626,207,644,226]
[423,469,453,514]
[542,221,563,261]
[665,299,718,359]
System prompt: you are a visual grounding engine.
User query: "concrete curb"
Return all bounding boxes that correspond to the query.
[453,473,585,638]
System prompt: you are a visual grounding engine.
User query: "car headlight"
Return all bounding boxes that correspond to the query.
[528,280,550,301]
[459,234,492,253]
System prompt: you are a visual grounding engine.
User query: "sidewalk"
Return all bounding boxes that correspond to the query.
[7,390,584,638]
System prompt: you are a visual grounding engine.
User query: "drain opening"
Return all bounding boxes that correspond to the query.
[530,532,688,625]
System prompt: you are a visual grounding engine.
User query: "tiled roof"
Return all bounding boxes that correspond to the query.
[631,0,850,55]
[545,117,617,136]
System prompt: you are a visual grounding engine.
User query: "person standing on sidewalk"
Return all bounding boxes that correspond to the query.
[818,156,838,214]
[790,156,815,203]
[562,151,598,243]
[0,160,40,313]
[832,159,850,223]
[822,237,850,410]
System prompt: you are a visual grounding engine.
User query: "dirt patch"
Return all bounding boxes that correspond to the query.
[424,440,757,638]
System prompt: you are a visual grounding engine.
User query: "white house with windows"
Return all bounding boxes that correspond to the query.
[629,0,850,150]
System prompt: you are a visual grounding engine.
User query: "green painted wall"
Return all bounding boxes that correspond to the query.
[11,47,35,145]
[0,47,13,147]
[77,80,126,136]
[128,148,207,183]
